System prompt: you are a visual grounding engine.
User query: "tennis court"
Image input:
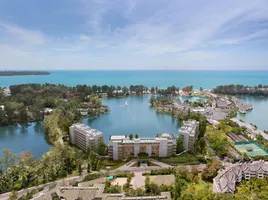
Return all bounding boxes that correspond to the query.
[235,142,268,157]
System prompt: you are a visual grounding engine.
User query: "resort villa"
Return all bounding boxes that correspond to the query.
[69,123,104,152]
[178,120,200,152]
[108,133,176,160]
[213,160,268,193]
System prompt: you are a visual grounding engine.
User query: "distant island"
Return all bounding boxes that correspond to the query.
[0,71,51,76]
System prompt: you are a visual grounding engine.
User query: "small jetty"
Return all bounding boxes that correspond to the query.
[232,97,253,114]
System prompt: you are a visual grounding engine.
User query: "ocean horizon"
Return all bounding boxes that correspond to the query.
[1,70,268,89]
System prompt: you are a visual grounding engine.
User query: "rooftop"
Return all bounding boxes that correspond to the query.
[110,135,128,140]
[156,133,175,139]
[179,120,199,136]
[213,160,268,193]
[71,123,103,137]
[110,134,176,144]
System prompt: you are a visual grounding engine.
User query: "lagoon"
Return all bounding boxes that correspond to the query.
[0,95,180,156]
[237,96,268,131]
[0,122,51,157]
[84,95,180,143]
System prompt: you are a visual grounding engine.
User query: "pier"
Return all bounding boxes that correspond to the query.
[232,97,253,114]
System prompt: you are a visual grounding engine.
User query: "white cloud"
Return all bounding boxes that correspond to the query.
[0,0,268,69]
[0,21,46,45]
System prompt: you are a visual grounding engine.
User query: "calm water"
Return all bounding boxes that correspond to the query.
[83,95,180,143]
[1,70,268,157]
[0,122,51,157]
[237,96,268,131]
[1,70,268,88]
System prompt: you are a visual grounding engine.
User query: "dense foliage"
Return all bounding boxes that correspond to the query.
[144,168,175,175]
[206,126,230,157]
[0,71,50,76]
[213,84,268,96]
[0,146,85,194]
[202,160,223,181]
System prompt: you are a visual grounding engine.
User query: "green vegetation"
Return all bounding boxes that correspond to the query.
[256,134,268,150]
[213,84,268,96]
[157,86,179,95]
[144,168,175,176]
[0,71,50,76]
[182,85,193,93]
[202,160,223,181]
[104,180,122,193]
[18,188,44,200]
[0,83,108,127]
[123,173,132,192]
[0,145,85,194]
[158,152,200,165]
[101,159,128,170]
[112,170,134,178]
[206,126,230,157]
[150,96,173,108]
[81,173,104,182]
[176,137,184,154]
[184,113,207,138]
[138,152,149,160]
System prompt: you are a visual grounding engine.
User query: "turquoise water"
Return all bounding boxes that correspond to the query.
[0,95,180,156]
[237,96,268,131]
[0,122,51,157]
[83,95,180,143]
[1,70,268,157]
[1,70,268,88]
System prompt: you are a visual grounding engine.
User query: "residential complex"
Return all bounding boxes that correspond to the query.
[178,120,200,152]
[69,123,103,152]
[108,133,176,160]
[213,161,268,193]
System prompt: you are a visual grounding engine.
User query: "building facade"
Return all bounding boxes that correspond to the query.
[69,123,103,152]
[178,120,200,152]
[108,133,176,160]
[213,161,268,193]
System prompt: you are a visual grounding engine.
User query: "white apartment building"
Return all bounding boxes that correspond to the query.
[178,120,200,152]
[108,133,176,160]
[69,123,103,152]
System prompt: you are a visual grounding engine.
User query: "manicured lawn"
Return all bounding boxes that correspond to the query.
[148,161,159,166]
[182,174,212,195]
[101,158,128,170]
[130,162,139,167]
[158,152,200,165]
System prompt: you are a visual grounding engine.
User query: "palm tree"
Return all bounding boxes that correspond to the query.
[129,134,133,140]
[135,134,139,139]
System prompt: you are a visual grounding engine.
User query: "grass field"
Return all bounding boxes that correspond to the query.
[158,152,200,165]
[101,158,128,170]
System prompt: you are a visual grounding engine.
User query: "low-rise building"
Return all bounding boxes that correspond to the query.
[69,123,104,152]
[178,120,199,152]
[108,133,176,160]
[55,185,171,200]
[213,160,268,193]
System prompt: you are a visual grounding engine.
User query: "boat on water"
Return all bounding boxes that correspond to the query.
[125,100,128,106]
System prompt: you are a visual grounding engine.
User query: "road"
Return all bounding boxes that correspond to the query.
[0,172,87,200]
[0,159,232,200]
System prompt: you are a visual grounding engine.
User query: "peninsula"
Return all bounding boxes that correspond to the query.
[0,71,51,76]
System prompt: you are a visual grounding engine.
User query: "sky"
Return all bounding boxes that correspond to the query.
[0,0,268,70]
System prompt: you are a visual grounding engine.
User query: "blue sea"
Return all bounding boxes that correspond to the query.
[1,70,268,88]
[1,70,268,157]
